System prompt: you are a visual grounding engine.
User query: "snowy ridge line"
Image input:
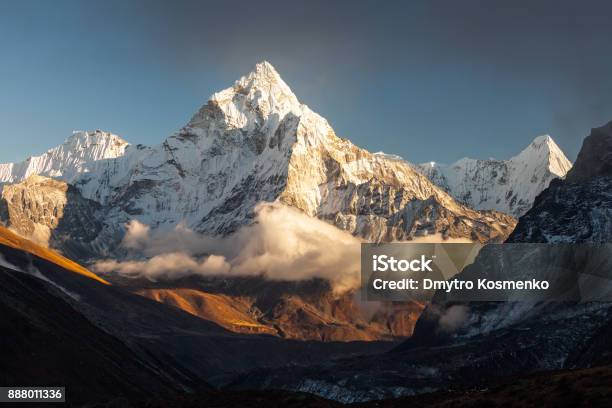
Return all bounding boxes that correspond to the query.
[0,130,129,185]
[415,135,572,217]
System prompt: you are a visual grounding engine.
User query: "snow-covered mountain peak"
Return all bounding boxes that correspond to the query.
[529,134,553,145]
[187,61,301,134]
[240,61,295,97]
[519,134,558,155]
[0,130,129,185]
[60,130,129,156]
[239,60,293,94]
[514,134,571,176]
[230,61,300,113]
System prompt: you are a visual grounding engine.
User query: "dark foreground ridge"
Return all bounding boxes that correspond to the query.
[92,364,612,408]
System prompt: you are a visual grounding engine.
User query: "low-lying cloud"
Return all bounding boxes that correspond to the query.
[423,304,471,334]
[94,202,362,292]
[437,305,469,333]
[95,253,231,281]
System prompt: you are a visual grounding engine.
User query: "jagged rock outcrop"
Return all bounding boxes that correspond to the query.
[0,176,103,253]
[565,121,612,183]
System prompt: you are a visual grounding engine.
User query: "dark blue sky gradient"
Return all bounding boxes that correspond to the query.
[1,0,612,163]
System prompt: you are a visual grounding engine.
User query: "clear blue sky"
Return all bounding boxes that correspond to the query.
[1,0,612,164]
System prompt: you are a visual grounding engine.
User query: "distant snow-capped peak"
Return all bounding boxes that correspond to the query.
[514,134,571,177]
[0,130,129,185]
[415,134,572,217]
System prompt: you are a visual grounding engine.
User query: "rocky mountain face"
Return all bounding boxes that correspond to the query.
[415,135,572,217]
[0,175,103,251]
[566,121,612,183]
[0,62,515,258]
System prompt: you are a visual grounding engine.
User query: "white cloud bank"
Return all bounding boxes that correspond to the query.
[94,202,362,292]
